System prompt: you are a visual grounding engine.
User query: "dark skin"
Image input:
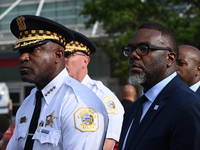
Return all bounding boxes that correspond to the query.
[129,29,176,91]
[176,45,200,87]
[18,41,65,90]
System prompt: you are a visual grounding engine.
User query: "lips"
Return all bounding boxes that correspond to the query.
[130,63,143,72]
[20,66,29,70]
[19,65,32,74]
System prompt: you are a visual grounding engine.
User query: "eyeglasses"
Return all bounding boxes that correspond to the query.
[122,44,171,57]
[64,51,87,57]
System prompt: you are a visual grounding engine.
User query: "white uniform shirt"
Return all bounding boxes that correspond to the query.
[7,69,108,150]
[82,74,124,141]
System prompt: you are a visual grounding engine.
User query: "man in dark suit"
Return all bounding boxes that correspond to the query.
[118,21,200,150]
[176,45,200,94]
[121,84,137,112]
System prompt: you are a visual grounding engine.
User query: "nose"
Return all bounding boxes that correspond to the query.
[129,49,140,60]
[19,52,29,63]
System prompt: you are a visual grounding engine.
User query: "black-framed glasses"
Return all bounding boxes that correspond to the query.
[122,44,171,57]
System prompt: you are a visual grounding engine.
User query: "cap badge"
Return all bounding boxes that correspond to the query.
[16,16,26,31]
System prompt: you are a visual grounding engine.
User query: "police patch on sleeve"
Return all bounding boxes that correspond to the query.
[102,96,118,114]
[74,107,99,132]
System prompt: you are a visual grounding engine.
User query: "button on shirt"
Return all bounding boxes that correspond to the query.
[82,74,124,141]
[7,69,109,150]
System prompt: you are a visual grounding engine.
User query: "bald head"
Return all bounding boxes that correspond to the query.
[176,45,200,87]
[121,84,137,102]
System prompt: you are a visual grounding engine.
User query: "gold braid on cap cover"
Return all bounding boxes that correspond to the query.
[14,30,67,49]
[65,41,90,55]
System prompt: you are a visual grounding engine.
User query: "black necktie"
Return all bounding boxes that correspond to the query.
[24,90,43,150]
[124,95,148,150]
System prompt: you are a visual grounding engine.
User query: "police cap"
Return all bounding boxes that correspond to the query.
[10,15,74,51]
[65,30,96,55]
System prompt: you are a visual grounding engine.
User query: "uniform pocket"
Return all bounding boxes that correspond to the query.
[15,124,28,140]
[33,128,61,147]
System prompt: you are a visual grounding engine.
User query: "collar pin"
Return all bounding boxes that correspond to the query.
[45,86,56,96]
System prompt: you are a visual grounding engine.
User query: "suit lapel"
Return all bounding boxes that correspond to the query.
[123,97,148,149]
[118,100,139,150]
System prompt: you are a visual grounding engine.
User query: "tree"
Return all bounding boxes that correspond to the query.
[80,0,200,81]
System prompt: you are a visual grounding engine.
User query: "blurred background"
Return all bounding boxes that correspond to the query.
[0,0,199,123]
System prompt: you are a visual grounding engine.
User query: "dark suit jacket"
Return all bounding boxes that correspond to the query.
[118,75,200,150]
[121,99,133,112]
[196,86,200,95]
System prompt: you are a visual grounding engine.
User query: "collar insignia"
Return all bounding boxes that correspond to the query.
[20,116,27,123]
[44,86,56,96]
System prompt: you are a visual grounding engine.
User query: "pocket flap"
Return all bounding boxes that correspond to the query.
[33,128,61,147]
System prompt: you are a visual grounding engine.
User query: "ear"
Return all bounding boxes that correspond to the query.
[167,52,176,67]
[82,56,90,68]
[55,50,64,64]
[195,64,200,76]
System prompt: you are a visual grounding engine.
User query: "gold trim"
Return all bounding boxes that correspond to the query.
[14,39,45,49]
[15,35,60,45]
[66,41,90,55]
[14,30,67,49]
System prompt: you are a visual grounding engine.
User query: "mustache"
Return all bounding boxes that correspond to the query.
[129,62,144,70]
[19,62,32,70]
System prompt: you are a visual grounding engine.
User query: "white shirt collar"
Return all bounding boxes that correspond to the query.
[144,72,177,102]
[41,68,69,105]
[81,74,90,85]
[190,80,200,92]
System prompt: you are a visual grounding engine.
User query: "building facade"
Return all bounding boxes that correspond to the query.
[0,0,119,118]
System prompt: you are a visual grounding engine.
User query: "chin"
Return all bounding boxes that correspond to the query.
[21,75,34,83]
[128,72,146,85]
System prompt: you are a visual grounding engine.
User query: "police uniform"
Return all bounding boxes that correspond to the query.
[82,75,124,141]
[7,15,108,150]
[65,30,124,142]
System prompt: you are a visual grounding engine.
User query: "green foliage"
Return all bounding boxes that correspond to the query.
[81,0,200,80]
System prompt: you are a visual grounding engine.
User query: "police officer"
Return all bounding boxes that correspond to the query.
[64,30,124,150]
[7,15,108,150]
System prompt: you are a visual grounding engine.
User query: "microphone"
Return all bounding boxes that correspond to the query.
[0,115,10,140]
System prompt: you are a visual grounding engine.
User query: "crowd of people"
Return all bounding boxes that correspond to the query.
[1,14,200,150]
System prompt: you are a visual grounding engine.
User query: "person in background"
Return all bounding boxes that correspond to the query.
[176,45,200,94]
[64,30,124,150]
[118,21,200,150]
[120,84,137,111]
[7,15,108,150]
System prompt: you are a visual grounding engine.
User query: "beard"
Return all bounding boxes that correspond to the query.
[128,71,147,85]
